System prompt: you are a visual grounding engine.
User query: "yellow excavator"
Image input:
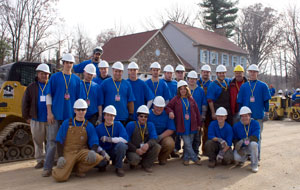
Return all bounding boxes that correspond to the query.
[0,62,55,163]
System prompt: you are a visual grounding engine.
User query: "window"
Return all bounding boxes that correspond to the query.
[210,51,218,65]
[211,75,216,81]
[200,50,209,64]
[232,55,239,67]
[221,53,229,66]
[240,56,247,68]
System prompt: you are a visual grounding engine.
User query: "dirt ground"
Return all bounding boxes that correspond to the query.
[0,120,300,190]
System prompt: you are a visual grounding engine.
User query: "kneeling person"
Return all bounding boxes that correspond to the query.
[148,96,175,165]
[126,105,161,173]
[205,107,233,168]
[96,105,128,177]
[52,99,103,182]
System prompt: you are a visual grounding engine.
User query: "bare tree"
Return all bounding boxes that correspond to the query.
[75,26,93,63]
[0,19,11,65]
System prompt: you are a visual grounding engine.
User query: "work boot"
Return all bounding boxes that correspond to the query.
[142,167,153,173]
[98,166,106,172]
[183,160,189,166]
[115,168,125,177]
[42,169,52,177]
[170,151,180,158]
[194,159,202,165]
[130,164,136,169]
[35,161,44,169]
[208,160,216,168]
[159,160,167,165]
[76,172,86,178]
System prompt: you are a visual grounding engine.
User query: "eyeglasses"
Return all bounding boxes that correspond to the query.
[76,109,86,112]
[139,115,148,118]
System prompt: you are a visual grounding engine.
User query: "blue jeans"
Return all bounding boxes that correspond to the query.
[234,141,259,167]
[99,142,128,169]
[182,134,197,162]
[256,119,263,160]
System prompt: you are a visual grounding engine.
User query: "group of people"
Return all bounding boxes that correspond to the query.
[22,46,273,182]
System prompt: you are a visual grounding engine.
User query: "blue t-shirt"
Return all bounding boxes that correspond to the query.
[237,80,271,119]
[269,88,275,96]
[292,92,300,100]
[126,121,158,141]
[127,79,154,119]
[79,80,101,119]
[56,119,99,148]
[34,82,49,122]
[191,86,207,114]
[207,78,231,101]
[73,59,100,77]
[100,78,135,121]
[207,120,233,146]
[233,120,260,141]
[46,72,80,121]
[197,78,212,90]
[164,79,177,98]
[148,109,176,135]
[95,121,128,151]
[177,98,197,135]
[92,75,111,86]
[145,79,171,101]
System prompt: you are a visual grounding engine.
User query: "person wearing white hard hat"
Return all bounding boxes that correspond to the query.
[92,60,111,86]
[22,63,51,169]
[237,64,271,161]
[78,64,102,126]
[278,89,283,96]
[175,64,186,81]
[204,107,233,168]
[187,71,208,157]
[52,99,103,182]
[126,105,161,173]
[95,105,128,177]
[148,96,176,165]
[127,62,155,119]
[207,64,233,125]
[100,61,135,126]
[73,46,103,77]
[146,62,171,102]
[166,80,202,166]
[292,88,300,101]
[163,64,178,98]
[43,53,81,177]
[233,106,260,173]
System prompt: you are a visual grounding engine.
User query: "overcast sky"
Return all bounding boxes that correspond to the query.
[57,0,298,39]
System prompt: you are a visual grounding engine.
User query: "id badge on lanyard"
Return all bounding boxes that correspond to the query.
[40,95,46,102]
[64,91,70,100]
[250,96,255,102]
[140,143,145,148]
[185,113,190,120]
[115,94,121,101]
[244,138,250,146]
[86,99,90,106]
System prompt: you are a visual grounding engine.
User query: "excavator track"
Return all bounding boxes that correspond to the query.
[0,122,34,163]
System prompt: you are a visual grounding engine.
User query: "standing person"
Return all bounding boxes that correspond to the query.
[52,99,103,182]
[73,46,103,77]
[166,80,202,166]
[93,60,111,86]
[96,105,128,177]
[187,71,207,158]
[163,65,177,98]
[230,65,247,124]
[237,64,271,161]
[175,65,186,81]
[207,65,232,125]
[22,63,50,169]
[79,64,102,126]
[127,62,154,119]
[100,61,135,126]
[292,88,300,101]
[44,53,81,177]
[126,105,161,173]
[233,106,260,173]
[269,84,275,97]
[146,62,171,103]
[148,96,176,165]
[205,107,234,168]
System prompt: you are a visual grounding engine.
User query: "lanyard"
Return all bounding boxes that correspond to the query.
[235,80,244,92]
[104,124,114,137]
[216,79,228,90]
[243,122,250,138]
[113,79,122,94]
[73,118,85,128]
[62,72,72,92]
[38,80,48,96]
[200,79,209,88]
[190,86,196,96]
[138,122,147,143]
[83,80,92,99]
[151,79,159,96]
[248,80,257,96]
[181,97,189,112]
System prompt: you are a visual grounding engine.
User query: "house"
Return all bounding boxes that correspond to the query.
[161,21,248,80]
[101,30,192,79]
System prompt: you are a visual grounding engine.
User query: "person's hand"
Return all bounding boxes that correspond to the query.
[95,116,102,126]
[136,148,144,156]
[169,112,175,119]
[57,157,66,169]
[235,139,244,151]
[47,112,55,124]
[101,136,112,143]
[86,150,97,164]
[99,150,110,160]
[141,143,149,152]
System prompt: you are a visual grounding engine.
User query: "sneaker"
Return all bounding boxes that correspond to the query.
[183,160,189,166]
[194,159,202,165]
[42,169,52,177]
[115,168,125,177]
[76,172,86,178]
[34,161,44,169]
[159,160,167,165]
[208,160,216,168]
[252,166,259,173]
[143,167,153,173]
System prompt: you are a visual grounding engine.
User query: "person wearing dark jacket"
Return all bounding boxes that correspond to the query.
[22,63,50,169]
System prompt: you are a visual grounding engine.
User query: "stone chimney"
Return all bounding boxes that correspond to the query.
[214,28,227,37]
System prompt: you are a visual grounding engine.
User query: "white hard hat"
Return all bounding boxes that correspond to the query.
[215,107,228,116]
[163,65,174,72]
[278,89,283,94]
[153,96,166,107]
[103,105,117,116]
[187,71,198,79]
[36,63,50,74]
[84,64,96,75]
[112,61,124,71]
[61,53,75,63]
[247,64,259,72]
[177,80,188,88]
[98,60,109,68]
[137,105,149,114]
[150,62,161,69]
[93,46,103,54]
[296,88,300,92]
[128,62,139,69]
[175,65,185,71]
[73,99,88,109]
[239,106,252,115]
[216,65,227,72]
[201,64,211,72]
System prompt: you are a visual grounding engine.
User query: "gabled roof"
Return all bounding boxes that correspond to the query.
[163,21,248,55]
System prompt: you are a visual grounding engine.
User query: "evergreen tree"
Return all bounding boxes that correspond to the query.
[200,0,238,37]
